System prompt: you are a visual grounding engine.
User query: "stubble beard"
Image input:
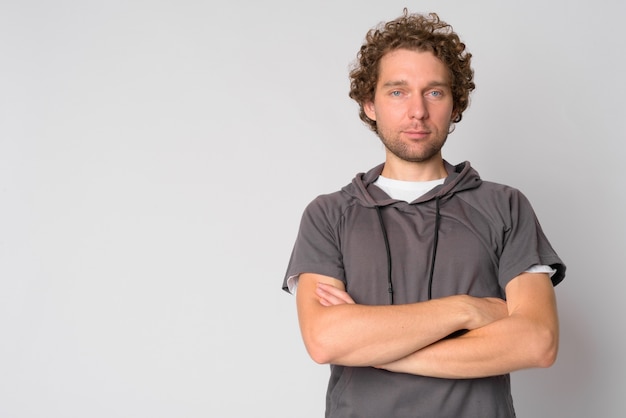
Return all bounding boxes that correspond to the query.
[378,129,449,163]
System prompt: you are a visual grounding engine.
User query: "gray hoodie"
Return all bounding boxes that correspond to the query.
[283,160,565,418]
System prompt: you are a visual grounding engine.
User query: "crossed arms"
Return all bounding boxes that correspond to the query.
[296,272,559,379]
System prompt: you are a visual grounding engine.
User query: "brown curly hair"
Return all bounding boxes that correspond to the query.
[349,9,475,133]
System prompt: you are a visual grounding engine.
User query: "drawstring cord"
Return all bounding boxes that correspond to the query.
[376,196,441,304]
[427,196,441,300]
[375,206,394,305]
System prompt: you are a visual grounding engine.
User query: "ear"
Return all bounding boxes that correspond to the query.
[364,101,376,121]
[450,108,459,123]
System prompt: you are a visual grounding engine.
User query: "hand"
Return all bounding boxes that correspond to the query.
[315,282,355,306]
[463,296,508,330]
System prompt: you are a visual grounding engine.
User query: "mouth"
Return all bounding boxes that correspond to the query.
[403,129,431,139]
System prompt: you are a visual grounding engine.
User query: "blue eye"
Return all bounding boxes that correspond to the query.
[391,91,402,97]
[429,90,442,97]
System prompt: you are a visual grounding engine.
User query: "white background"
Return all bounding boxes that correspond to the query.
[1,0,624,417]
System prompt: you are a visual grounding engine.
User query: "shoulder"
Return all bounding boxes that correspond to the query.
[474,179,522,194]
[455,180,537,223]
[302,189,358,223]
[298,163,381,226]
[461,180,529,204]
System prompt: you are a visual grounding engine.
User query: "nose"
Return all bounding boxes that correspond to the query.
[409,96,428,120]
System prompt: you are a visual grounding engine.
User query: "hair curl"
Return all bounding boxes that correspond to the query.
[349,9,475,133]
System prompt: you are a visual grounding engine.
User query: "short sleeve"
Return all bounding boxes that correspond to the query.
[498,190,566,288]
[282,196,346,294]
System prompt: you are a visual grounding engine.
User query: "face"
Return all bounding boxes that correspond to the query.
[364,48,455,164]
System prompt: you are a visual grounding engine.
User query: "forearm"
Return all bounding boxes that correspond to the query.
[380,308,559,378]
[298,273,508,367]
[301,297,474,367]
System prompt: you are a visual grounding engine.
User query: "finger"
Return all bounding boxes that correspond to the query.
[321,288,354,304]
[317,283,355,304]
[316,286,348,306]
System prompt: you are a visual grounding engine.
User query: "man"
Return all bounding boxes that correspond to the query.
[282,10,565,418]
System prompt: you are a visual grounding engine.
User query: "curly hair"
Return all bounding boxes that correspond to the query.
[349,9,475,133]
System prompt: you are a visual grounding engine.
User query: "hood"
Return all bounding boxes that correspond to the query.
[340,160,482,305]
[341,160,482,208]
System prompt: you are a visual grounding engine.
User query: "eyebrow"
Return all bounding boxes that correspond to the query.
[381,80,450,89]
[381,80,409,89]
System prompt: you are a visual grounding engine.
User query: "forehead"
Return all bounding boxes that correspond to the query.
[377,48,451,86]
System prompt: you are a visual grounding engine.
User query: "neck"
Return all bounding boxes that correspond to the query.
[381,154,447,181]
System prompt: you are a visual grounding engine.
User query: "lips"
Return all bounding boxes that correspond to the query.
[403,125,431,134]
[403,129,431,139]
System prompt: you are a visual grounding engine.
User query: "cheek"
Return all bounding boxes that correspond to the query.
[431,103,454,122]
